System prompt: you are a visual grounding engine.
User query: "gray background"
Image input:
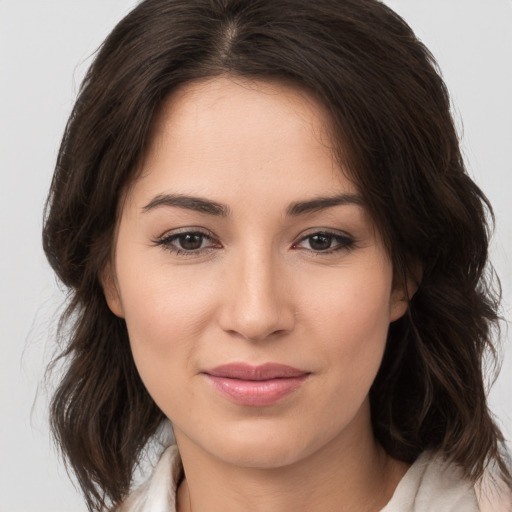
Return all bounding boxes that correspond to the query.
[1,1,511,511]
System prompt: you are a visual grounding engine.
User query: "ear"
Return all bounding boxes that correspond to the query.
[99,262,125,318]
[389,264,422,322]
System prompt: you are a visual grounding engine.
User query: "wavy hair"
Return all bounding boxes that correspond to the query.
[43,0,509,510]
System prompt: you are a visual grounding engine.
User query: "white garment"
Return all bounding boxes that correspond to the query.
[118,444,512,512]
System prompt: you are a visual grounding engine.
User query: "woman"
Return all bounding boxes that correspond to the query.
[43,0,512,511]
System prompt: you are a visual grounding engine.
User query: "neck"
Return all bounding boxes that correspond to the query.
[175,403,409,512]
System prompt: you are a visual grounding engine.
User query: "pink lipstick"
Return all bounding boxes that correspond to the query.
[203,363,309,406]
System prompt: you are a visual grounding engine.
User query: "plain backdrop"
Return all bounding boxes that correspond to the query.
[1,1,511,511]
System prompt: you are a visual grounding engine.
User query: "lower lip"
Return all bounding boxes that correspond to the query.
[205,375,308,406]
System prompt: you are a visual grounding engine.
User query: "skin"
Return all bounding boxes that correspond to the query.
[104,77,412,512]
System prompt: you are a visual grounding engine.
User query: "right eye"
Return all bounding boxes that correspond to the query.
[154,229,221,255]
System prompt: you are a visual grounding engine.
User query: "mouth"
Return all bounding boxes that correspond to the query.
[202,363,310,407]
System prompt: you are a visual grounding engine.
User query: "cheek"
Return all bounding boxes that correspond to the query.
[301,261,393,385]
[114,254,219,389]
[303,258,393,338]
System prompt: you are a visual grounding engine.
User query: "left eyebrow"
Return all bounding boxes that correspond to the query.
[286,193,364,216]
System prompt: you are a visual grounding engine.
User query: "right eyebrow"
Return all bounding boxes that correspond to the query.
[142,193,230,217]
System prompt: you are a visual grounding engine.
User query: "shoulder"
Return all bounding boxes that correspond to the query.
[382,451,480,511]
[475,446,512,512]
[382,449,511,512]
[116,445,182,512]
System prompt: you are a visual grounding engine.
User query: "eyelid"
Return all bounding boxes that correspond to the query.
[292,228,356,253]
[153,226,222,255]
[155,226,215,240]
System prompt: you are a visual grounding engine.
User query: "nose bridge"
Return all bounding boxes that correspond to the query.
[220,242,294,341]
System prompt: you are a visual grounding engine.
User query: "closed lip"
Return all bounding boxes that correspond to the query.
[202,363,310,406]
[203,362,310,380]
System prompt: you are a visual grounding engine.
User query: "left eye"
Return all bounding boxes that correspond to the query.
[294,232,354,252]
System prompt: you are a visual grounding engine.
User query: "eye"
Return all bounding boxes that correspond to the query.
[173,232,209,251]
[154,229,221,255]
[294,231,355,253]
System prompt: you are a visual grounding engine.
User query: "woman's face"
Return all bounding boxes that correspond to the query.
[104,77,408,468]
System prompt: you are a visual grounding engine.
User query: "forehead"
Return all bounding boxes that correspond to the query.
[131,76,358,208]
[152,75,334,142]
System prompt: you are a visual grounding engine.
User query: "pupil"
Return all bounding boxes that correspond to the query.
[310,234,332,251]
[180,233,203,250]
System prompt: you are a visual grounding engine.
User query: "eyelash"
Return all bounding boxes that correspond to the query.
[153,229,356,256]
[153,229,219,257]
[293,231,356,254]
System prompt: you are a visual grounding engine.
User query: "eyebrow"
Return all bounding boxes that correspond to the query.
[142,193,230,216]
[142,192,363,217]
[286,193,364,216]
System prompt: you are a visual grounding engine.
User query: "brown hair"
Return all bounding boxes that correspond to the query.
[43,0,509,510]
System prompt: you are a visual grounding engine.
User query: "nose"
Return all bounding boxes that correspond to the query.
[218,248,296,342]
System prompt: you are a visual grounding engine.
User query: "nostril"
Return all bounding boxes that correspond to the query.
[217,258,296,340]
[220,310,295,342]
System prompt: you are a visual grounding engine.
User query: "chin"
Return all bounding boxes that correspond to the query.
[190,417,341,470]
[211,439,308,469]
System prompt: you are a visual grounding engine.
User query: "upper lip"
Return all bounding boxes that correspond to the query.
[203,363,309,381]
